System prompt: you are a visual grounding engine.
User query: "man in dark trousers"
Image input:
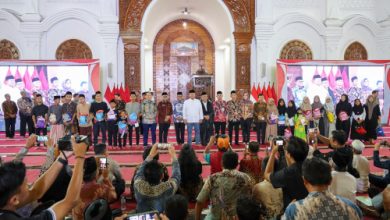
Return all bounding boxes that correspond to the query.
[2,94,17,138]
[200,92,214,146]
[17,91,34,137]
[157,92,173,143]
[32,94,49,146]
[89,91,109,146]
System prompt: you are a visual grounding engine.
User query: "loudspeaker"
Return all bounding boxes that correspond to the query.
[108,63,113,78]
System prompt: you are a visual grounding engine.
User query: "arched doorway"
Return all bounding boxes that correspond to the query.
[120,0,255,94]
[153,19,215,101]
[56,39,93,59]
[344,41,367,60]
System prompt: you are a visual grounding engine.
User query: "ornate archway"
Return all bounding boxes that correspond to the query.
[55,39,93,60]
[280,40,313,60]
[153,19,215,100]
[0,39,20,59]
[119,0,255,93]
[344,41,367,60]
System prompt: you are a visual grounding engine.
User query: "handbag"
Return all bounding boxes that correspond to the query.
[339,111,349,121]
[313,108,321,119]
[355,126,367,135]
[326,111,335,123]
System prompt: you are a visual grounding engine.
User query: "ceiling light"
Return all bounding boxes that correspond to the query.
[182,7,190,15]
[182,21,187,28]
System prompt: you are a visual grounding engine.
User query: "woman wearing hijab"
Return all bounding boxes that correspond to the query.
[350,99,366,140]
[336,94,352,139]
[294,108,307,141]
[311,95,325,135]
[286,100,297,136]
[277,98,287,136]
[323,96,336,137]
[265,98,278,142]
[300,96,313,130]
[364,95,381,144]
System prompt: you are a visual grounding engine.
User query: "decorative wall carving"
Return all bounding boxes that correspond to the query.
[280,40,313,60]
[55,39,92,59]
[123,38,141,93]
[344,41,368,60]
[123,0,151,31]
[0,39,20,59]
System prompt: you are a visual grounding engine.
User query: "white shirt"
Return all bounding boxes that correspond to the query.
[329,171,357,202]
[352,154,370,193]
[183,98,203,123]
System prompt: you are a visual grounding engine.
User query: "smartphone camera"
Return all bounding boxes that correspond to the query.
[157,143,169,150]
[58,135,90,151]
[99,157,107,169]
[37,136,48,142]
[125,211,158,220]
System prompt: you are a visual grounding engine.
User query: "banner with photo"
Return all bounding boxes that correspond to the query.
[0,59,100,131]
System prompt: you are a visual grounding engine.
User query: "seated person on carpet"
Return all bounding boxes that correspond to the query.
[177,144,203,202]
[329,147,357,202]
[264,136,309,210]
[94,143,125,197]
[130,145,169,199]
[236,195,266,220]
[0,136,88,220]
[283,157,362,219]
[369,141,390,194]
[195,151,254,220]
[239,141,263,183]
[351,140,370,193]
[203,134,230,174]
[72,157,117,220]
[133,143,180,213]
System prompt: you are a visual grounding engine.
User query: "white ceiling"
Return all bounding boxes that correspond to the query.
[141,0,234,48]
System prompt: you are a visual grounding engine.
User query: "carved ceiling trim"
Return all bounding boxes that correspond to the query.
[121,0,254,34]
[0,39,20,59]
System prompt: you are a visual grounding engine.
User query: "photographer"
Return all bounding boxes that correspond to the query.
[72,157,117,220]
[134,143,180,213]
[264,136,309,210]
[369,141,390,190]
[203,135,230,174]
[0,136,88,220]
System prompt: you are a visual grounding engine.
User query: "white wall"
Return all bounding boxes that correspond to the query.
[0,0,119,90]
[255,0,390,84]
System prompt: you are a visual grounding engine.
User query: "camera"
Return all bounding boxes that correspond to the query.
[125,210,158,220]
[273,136,285,151]
[37,135,48,142]
[99,157,108,169]
[58,135,89,151]
[157,143,169,150]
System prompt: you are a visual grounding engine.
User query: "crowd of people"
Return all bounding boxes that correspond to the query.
[0,88,389,220]
[1,88,383,148]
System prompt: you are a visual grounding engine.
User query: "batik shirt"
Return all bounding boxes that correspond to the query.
[226,100,241,122]
[173,100,184,123]
[17,97,33,116]
[197,169,254,219]
[283,191,362,220]
[141,100,157,124]
[61,101,77,123]
[334,87,346,103]
[240,99,253,119]
[293,87,306,107]
[47,88,61,105]
[348,87,363,104]
[213,100,227,122]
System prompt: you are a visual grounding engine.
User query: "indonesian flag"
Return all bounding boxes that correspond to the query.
[328,66,336,89]
[341,67,350,89]
[104,84,112,103]
[267,83,272,101]
[124,85,130,102]
[3,66,12,84]
[251,84,258,101]
[23,67,32,91]
[256,83,261,96]
[321,66,327,79]
[262,83,268,101]
[271,82,277,101]
[39,67,49,90]
[14,67,22,81]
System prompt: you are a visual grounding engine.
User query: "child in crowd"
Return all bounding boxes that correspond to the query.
[107,99,119,147]
[118,110,128,148]
[294,108,307,141]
